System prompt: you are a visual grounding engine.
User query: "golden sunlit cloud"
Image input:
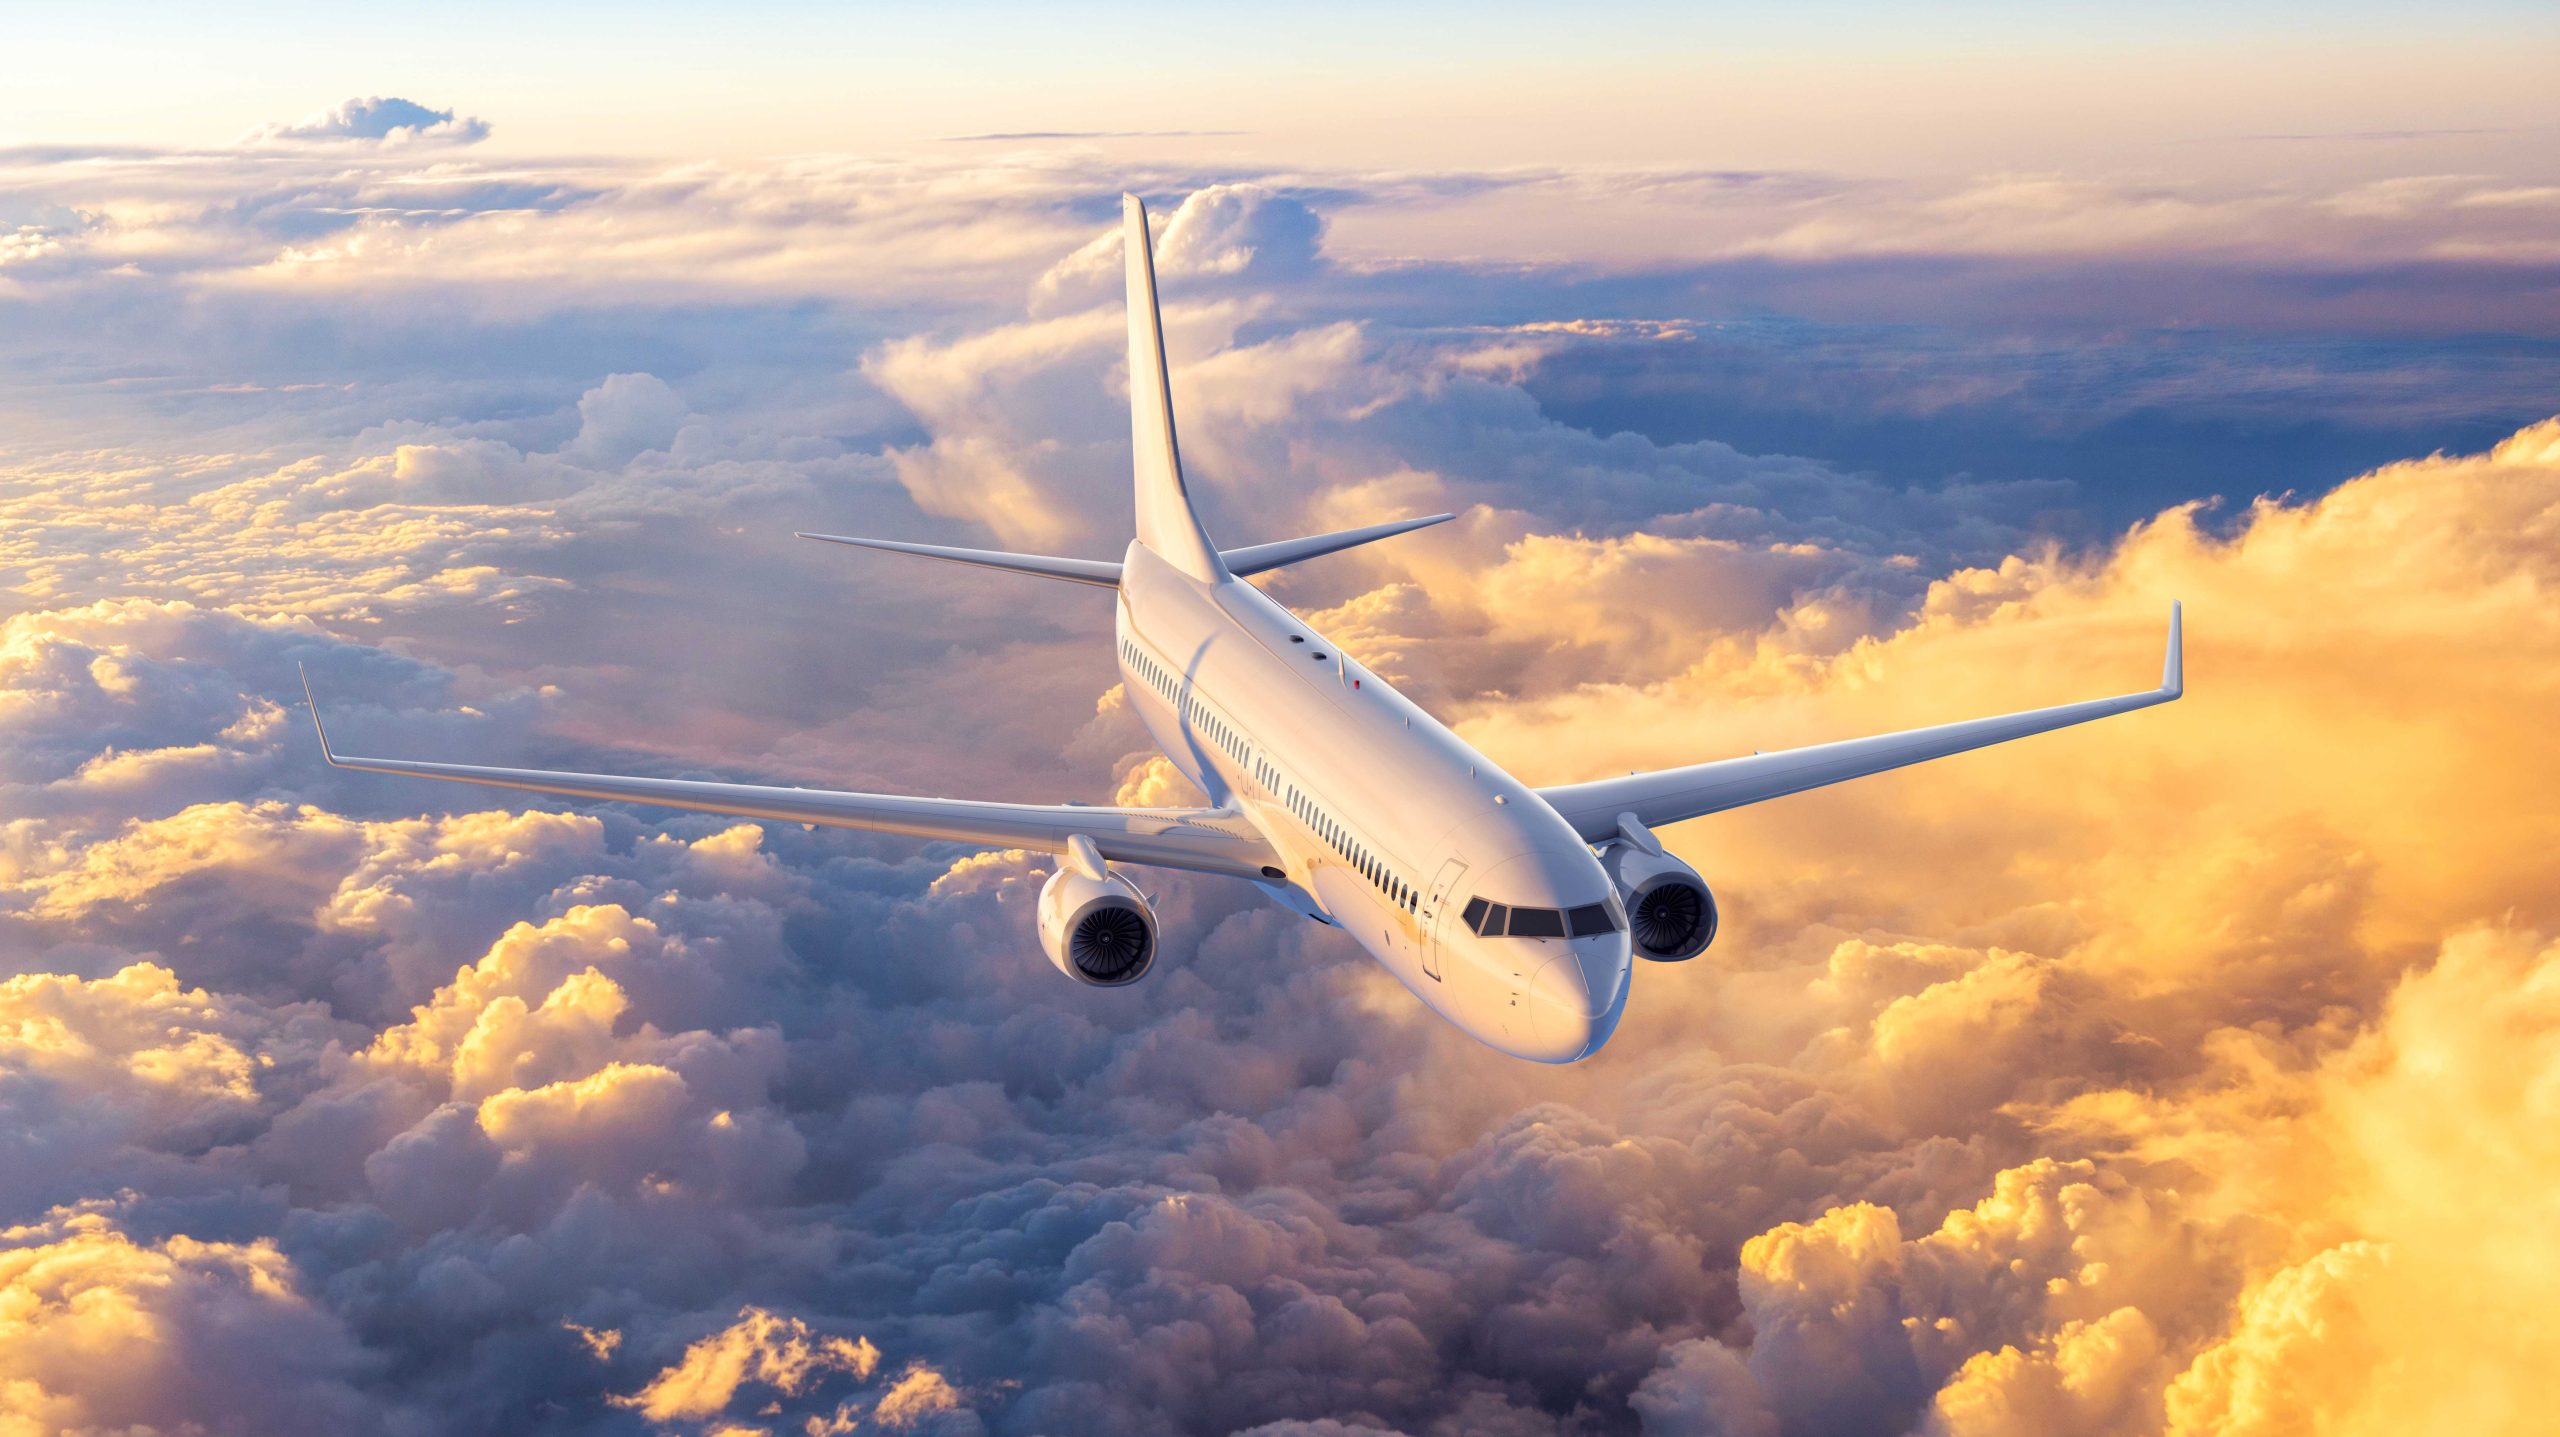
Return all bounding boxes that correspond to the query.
[613,1307,880,1424]
[2,103,2554,1427]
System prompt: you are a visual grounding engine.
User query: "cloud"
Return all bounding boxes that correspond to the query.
[1632,1340,1780,1437]
[0,963,354,1215]
[0,1203,387,1434]
[615,1306,880,1423]
[567,372,693,467]
[1032,183,1326,312]
[9,389,2560,1431]
[4,148,2559,1435]
[868,1363,969,1430]
[245,96,491,147]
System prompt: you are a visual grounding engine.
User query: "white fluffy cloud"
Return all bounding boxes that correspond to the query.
[2,140,2556,1435]
[0,1204,388,1434]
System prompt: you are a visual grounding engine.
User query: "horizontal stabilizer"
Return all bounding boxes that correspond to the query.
[800,513,1456,587]
[795,533,1123,587]
[1222,514,1456,577]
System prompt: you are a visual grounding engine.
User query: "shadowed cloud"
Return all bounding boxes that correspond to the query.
[2,141,2557,1434]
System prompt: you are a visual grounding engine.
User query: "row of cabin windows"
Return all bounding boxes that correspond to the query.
[1125,638,1254,769]
[1124,637,1416,916]
[1460,897,1620,940]
[1289,785,1416,914]
[1125,640,1178,704]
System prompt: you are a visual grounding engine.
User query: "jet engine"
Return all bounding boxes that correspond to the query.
[1038,837,1159,986]
[1601,839,1718,962]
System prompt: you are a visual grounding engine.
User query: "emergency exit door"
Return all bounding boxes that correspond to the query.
[1421,858,1468,981]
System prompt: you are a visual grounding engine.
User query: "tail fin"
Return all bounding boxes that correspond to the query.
[1123,194,1225,582]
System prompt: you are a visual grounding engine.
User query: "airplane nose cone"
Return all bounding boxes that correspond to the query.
[1523,940,1630,1062]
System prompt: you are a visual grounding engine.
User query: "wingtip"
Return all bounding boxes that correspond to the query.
[297,662,338,765]
[2163,600,2185,698]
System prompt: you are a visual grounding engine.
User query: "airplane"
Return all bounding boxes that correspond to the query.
[300,193,2183,1064]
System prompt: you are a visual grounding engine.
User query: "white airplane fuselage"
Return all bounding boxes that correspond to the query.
[1115,542,1632,1062]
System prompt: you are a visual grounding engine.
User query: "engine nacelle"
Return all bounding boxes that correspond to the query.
[1601,842,1718,962]
[1038,850,1158,987]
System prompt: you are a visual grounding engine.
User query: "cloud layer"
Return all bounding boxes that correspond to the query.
[3,136,2557,1436]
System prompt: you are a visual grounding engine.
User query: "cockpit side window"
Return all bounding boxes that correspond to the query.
[1461,896,1488,932]
[1476,902,1508,936]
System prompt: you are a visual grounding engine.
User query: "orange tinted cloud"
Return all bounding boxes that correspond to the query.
[614,1306,879,1424]
[1422,419,2560,1429]
[5,168,2556,1430]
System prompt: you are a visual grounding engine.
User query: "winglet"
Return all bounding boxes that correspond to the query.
[2163,601,2184,698]
[298,663,342,767]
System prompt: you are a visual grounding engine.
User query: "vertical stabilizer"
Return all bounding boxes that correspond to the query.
[1123,194,1225,582]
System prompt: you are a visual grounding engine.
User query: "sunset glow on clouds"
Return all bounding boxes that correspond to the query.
[4,5,2559,1430]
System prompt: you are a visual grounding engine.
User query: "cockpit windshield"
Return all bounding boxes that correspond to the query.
[1461,896,1620,938]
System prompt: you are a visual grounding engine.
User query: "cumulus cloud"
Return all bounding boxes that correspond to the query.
[0,1203,387,1433]
[245,95,492,147]
[1032,183,1326,312]
[3,141,2558,1437]
[567,372,693,466]
[615,1306,880,1423]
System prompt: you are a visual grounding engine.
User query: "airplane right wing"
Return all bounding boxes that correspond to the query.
[1537,604,2183,841]
[300,670,1277,879]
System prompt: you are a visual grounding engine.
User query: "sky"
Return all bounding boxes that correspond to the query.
[2,5,2559,1435]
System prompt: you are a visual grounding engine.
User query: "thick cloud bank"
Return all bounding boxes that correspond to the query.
[1,153,2556,1434]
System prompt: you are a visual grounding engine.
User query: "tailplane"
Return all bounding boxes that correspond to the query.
[1123,194,1226,582]
[798,512,1456,587]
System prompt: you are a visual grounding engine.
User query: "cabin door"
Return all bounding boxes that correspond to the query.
[1421,858,1468,982]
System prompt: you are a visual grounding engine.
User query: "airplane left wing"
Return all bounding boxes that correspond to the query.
[300,669,1277,879]
[1537,604,2182,841]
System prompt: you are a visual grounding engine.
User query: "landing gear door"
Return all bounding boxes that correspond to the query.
[1422,858,1468,982]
